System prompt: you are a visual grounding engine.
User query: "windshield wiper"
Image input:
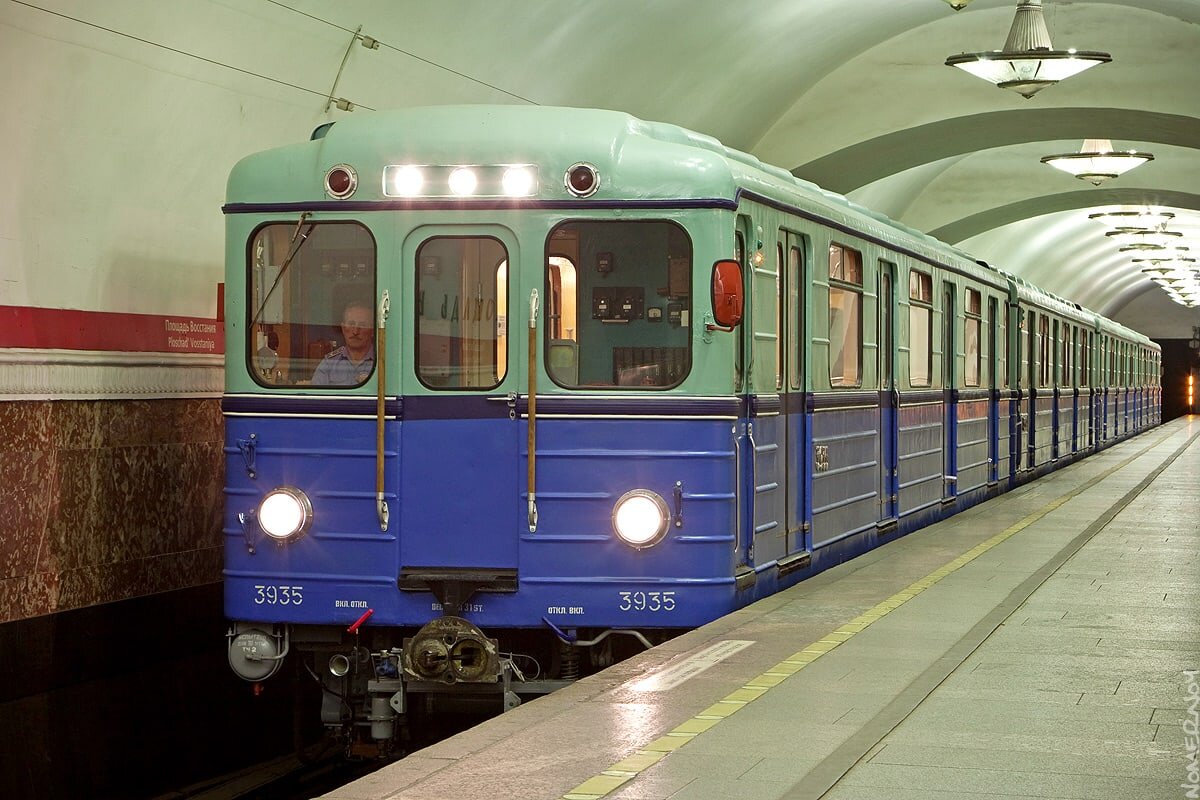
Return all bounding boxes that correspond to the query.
[250,212,313,329]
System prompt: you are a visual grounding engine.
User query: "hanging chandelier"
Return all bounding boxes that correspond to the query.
[1088,210,1174,229]
[1040,139,1154,185]
[945,0,1111,98]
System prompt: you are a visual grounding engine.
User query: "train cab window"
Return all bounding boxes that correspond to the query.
[908,270,933,386]
[965,288,981,387]
[247,221,376,388]
[828,243,862,387]
[415,236,508,389]
[544,220,691,389]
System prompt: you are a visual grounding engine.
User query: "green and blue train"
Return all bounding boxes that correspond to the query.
[222,105,1160,751]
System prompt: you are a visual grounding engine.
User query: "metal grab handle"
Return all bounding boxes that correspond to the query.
[731,424,741,554]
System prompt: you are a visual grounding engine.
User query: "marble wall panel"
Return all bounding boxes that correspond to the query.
[0,398,225,624]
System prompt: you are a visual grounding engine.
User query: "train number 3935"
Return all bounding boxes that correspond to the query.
[618,590,676,612]
[253,584,304,605]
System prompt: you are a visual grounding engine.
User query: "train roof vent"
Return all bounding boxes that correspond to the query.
[311,122,337,141]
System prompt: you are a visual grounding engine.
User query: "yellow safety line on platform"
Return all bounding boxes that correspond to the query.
[560,429,1175,800]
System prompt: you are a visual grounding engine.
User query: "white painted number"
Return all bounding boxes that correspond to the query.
[253,584,304,605]
[618,590,676,612]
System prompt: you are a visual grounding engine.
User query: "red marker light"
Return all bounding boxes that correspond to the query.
[324,164,358,199]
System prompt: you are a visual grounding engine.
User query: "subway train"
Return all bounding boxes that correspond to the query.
[222,105,1160,753]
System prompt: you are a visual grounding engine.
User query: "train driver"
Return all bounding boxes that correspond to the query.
[312,301,375,385]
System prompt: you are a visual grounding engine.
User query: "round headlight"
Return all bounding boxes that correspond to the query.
[448,167,477,196]
[258,487,313,541]
[612,489,670,549]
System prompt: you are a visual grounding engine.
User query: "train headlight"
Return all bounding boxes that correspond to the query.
[258,487,313,541]
[501,166,536,197]
[390,165,423,197]
[448,167,477,196]
[612,489,670,549]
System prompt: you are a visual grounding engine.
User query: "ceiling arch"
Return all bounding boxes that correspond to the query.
[793,109,1200,195]
[4,0,1198,339]
[929,188,1200,243]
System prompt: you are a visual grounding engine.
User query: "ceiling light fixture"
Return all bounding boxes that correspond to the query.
[1106,229,1183,248]
[945,0,1111,98]
[1040,139,1154,185]
[942,0,973,9]
[1088,210,1174,229]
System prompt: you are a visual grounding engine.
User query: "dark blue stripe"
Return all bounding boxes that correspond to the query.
[222,395,402,416]
[221,198,738,215]
[808,391,879,411]
[528,394,742,418]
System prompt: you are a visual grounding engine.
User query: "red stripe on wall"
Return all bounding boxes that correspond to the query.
[0,306,225,355]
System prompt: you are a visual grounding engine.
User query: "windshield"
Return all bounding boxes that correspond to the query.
[247,222,376,387]
[544,220,692,389]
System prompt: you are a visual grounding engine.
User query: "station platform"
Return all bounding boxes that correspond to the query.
[321,416,1199,800]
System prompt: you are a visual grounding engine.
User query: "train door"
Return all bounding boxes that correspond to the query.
[987,297,1000,484]
[733,223,752,579]
[1051,319,1061,461]
[878,260,898,525]
[399,227,521,574]
[942,282,956,502]
[783,233,809,556]
[747,221,785,570]
[1024,309,1037,471]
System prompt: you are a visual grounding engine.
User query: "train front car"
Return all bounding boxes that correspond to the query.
[221,107,750,752]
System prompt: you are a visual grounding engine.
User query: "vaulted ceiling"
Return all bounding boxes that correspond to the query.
[4,0,1199,336]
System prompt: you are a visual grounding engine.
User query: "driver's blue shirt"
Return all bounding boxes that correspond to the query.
[312,347,374,385]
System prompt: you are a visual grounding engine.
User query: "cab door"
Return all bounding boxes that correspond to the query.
[741,219,787,571]
[783,232,809,554]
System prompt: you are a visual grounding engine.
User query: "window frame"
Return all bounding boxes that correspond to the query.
[827,241,864,388]
[908,269,934,388]
[414,234,509,391]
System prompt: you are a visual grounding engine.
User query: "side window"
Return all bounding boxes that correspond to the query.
[965,288,981,388]
[1063,326,1072,386]
[828,242,863,387]
[1039,315,1051,388]
[909,270,933,387]
[247,221,376,388]
[543,220,691,389]
[1002,302,1010,389]
[415,236,508,389]
[1080,332,1090,387]
[788,245,804,390]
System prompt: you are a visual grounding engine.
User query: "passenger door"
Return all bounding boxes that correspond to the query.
[878,260,898,525]
[942,282,957,502]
